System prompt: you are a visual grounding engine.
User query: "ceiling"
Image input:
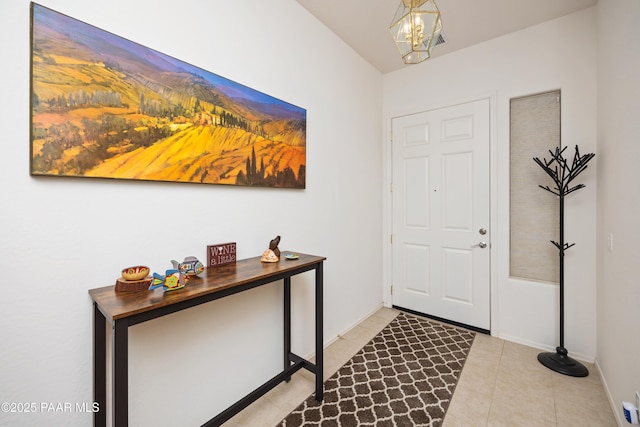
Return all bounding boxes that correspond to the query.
[296,0,597,74]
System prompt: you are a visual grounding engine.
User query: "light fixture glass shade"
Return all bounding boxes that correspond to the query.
[390,0,442,64]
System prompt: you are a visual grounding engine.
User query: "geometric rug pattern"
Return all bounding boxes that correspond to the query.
[277,313,475,427]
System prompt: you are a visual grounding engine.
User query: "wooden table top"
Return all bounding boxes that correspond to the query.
[89,252,325,321]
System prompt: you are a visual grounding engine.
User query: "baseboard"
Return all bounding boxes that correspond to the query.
[595,358,624,427]
[498,333,595,364]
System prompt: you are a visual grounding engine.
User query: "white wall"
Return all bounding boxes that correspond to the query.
[383,8,598,360]
[0,1,383,426]
[596,0,640,424]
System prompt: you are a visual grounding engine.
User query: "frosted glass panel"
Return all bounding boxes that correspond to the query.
[510,91,560,283]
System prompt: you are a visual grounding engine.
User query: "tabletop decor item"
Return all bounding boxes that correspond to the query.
[261,236,281,263]
[149,269,186,292]
[121,265,150,281]
[207,242,237,267]
[30,3,306,189]
[171,256,204,278]
[533,144,595,377]
[115,265,152,292]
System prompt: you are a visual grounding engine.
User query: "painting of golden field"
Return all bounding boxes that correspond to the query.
[30,3,306,188]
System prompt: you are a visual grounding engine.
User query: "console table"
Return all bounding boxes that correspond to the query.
[89,252,325,427]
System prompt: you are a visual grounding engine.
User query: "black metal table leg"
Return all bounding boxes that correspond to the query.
[315,263,323,401]
[284,277,291,381]
[113,319,129,427]
[93,303,106,427]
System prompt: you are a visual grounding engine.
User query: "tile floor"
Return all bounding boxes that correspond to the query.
[223,307,618,427]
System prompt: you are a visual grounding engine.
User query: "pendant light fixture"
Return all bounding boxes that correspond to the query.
[390,0,443,64]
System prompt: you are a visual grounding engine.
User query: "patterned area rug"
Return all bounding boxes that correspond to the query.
[278,313,475,427]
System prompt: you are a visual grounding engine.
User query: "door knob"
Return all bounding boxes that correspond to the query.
[479,228,487,235]
[473,242,487,249]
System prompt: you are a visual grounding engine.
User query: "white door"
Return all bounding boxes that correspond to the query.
[391,99,490,331]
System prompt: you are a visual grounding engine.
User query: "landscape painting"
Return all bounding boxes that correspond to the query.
[30,3,306,188]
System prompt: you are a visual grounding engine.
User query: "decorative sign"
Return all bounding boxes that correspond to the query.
[207,243,237,267]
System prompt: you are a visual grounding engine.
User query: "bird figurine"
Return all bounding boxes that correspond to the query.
[261,235,281,263]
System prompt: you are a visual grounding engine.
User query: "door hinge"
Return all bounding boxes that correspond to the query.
[390,234,393,244]
[390,285,393,295]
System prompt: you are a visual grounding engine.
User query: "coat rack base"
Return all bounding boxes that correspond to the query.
[537,346,589,377]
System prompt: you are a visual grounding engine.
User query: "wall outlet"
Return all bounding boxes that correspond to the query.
[607,233,614,252]
[624,401,640,424]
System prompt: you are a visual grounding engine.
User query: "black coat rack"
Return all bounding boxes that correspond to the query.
[533,145,595,377]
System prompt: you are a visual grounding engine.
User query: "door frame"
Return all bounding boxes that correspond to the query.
[382,93,499,336]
